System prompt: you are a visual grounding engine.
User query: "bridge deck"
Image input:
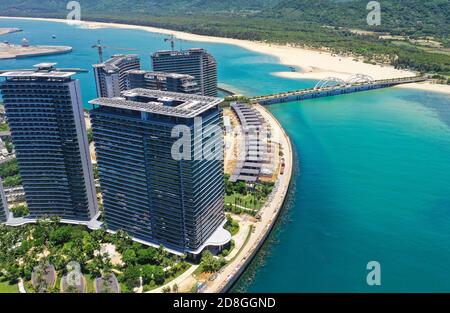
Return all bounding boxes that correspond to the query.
[250,76,426,105]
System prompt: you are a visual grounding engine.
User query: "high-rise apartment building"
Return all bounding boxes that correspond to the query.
[0,63,98,221]
[126,70,200,94]
[90,89,229,256]
[93,54,140,98]
[151,48,217,97]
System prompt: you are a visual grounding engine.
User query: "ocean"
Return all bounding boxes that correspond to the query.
[1,18,450,292]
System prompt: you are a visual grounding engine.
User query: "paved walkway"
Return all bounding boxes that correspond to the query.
[147,264,199,293]
[225,216,252,261]
[18,279,26,293]
[204,104,293,293]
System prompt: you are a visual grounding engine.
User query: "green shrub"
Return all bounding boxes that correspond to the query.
[10,205,29,218]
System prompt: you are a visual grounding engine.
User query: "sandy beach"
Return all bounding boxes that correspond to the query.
[1,16,449,95]
[274,71,450,95]
[0,27,21,36]
[0,42,72,59]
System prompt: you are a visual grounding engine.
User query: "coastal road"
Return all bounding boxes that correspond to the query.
[204,104,294,293]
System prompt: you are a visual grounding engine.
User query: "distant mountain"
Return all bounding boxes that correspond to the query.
[1,0,448,37]
[0,0,280,16]
[261,0,450,37]
[1,0,449,75]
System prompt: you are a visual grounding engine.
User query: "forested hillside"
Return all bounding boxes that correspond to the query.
[264,0,450,37]
[0,0,449,76]
[2,0,448,36]
[0,0,278,16]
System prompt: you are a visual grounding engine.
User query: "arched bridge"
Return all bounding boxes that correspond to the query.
[314,77,347,89]
[250,74,426,105]
[313,74,375,89]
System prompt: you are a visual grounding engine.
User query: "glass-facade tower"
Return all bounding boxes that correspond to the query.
[0,63,98,221]
[90,89,229,255]
[152,49,217,97]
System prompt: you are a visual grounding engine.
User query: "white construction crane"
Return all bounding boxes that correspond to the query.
[91,40,138,63]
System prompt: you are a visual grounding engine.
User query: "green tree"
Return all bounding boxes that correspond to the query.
[141,264,156,285]
[122,249,137,265]
[0,158,19,177]
[91,228,109,243]
[10,204,29,218]
[49,226,72,246]
[3,174,22,187]
[137,248,157,265]
[92,163,99,180]
[153,266,165,285]
[200,251,226,273]
[87,128,94,143]
[122,266,141,290]
[112,230,133,253]
[87,254,111,277]
[224,214,240,236]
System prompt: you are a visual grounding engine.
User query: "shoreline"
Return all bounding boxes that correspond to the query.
[0,27,21,36]
[1,16,449,95]
[0,15,296,295]
[0,16,446,294]
[274,71,450,95]
[0,44,72,60]
[205,103,294,293]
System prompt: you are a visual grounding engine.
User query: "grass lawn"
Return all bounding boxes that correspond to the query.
[118,282,128,293]
[225,192,265,211]
[143,282,158,292]
[144,263,193,292]
[228,225,253,263]
[0,281,19,293]
[85,275,96,293]
[164,263,192,285]
[194,226,252,277]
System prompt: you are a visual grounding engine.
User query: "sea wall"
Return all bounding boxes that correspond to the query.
[218,104,294,292]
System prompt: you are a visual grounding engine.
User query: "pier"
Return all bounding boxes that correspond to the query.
[250,75,426,105]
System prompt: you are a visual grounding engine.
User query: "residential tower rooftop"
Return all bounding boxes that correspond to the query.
[0,63,75,78]
[89,88,223,118]
[92,54,140,73]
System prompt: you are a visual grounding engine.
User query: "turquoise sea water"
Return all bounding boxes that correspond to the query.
[1,18,450,292]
